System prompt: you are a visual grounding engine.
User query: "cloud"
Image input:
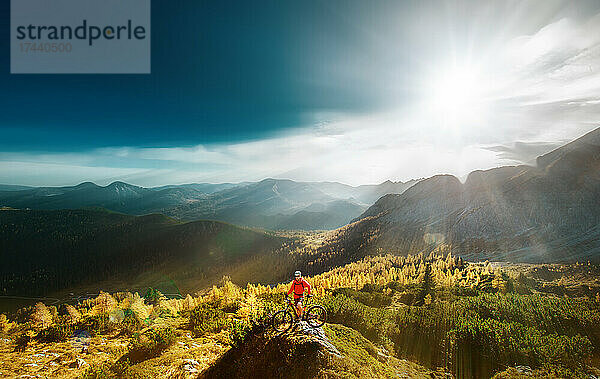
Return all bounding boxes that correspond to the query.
[483,141,564,165]
[0,111,503,186]
[501,14,600,105]
[3,6,600,187]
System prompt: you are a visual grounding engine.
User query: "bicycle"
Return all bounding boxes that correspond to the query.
[271,295,327,333]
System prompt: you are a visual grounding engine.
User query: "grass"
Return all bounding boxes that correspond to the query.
[125,327,176,363]
[322,323,445,378]
[323,324,393,377]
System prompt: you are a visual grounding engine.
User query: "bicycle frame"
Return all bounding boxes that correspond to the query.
[272,295,326,332]
[285,296,312,320]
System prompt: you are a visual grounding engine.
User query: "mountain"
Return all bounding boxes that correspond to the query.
[0,208,290,296]
[0,178,418,230]
[0,184,33,191]
[309,179,420,204]
[0,181,152,212]
[152,182,240,193]
[337,127,600,263]
[169,179,369,230]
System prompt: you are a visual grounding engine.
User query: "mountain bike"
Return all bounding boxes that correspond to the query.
[271,295,327,333]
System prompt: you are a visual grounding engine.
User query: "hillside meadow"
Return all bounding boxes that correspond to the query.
[0,252,599,378]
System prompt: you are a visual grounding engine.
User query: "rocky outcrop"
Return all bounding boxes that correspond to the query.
[200,323,341,379]
[292,321,341,357]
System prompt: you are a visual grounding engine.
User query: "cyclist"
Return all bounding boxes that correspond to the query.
[287,270,311,319]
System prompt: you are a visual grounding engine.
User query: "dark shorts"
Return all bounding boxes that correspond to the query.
[293,296,303,305]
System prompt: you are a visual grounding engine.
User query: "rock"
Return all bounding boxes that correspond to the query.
[182,358,200,373]
[293,321,341,357]
[377,350,389,362]
[69,358,87,369]
[515,366,533,375]
[182,364,198,373]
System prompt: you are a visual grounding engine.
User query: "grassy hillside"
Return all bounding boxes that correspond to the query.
[0,253,598,378]
[0,209,290,297]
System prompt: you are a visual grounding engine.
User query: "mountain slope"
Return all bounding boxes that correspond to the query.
[339,127,600,262]
[0,209,290,296]
[0,179,418,230]
[172,179,371,230]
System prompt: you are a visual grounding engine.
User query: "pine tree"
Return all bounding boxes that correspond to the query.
[144,287,163,306]
[502,272,514,294]
[94,292,117,314]
[492,271,505,292]
[415,263,435,306]
[30,302,52,329]
[0,313,8,332]
[62,304,81,324]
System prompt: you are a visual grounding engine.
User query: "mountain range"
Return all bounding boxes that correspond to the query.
[335,127,600,263]
[0,178,419,230]
[2,128,600,300]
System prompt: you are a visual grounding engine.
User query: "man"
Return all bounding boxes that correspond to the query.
[287,270,311,319]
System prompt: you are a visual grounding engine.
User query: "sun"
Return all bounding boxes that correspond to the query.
[426,65,490,130]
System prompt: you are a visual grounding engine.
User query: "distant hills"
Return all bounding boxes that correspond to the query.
[5,127,600,272]
[0,178,418,230]
[0,184,32,191]
[337,127,600,262]
[0,209,291,296]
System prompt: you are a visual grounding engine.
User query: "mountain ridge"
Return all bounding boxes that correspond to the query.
[340,127,600,263]
[0,178,419,230]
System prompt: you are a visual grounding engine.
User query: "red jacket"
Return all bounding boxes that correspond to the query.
[288,278,311,298]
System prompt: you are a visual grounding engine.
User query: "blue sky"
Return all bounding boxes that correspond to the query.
[2,0,600,186]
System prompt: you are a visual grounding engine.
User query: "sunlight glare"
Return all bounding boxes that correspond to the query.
[427,65,490,130]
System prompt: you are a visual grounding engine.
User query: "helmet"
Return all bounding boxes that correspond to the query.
[294,270,301,278]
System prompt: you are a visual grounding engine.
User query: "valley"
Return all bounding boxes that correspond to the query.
[0,209,293,298]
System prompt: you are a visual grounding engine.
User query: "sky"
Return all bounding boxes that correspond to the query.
[1,0,600,187]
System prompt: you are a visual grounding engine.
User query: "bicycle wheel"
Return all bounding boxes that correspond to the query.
[305,305,326,328]
[271,310,293,333]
